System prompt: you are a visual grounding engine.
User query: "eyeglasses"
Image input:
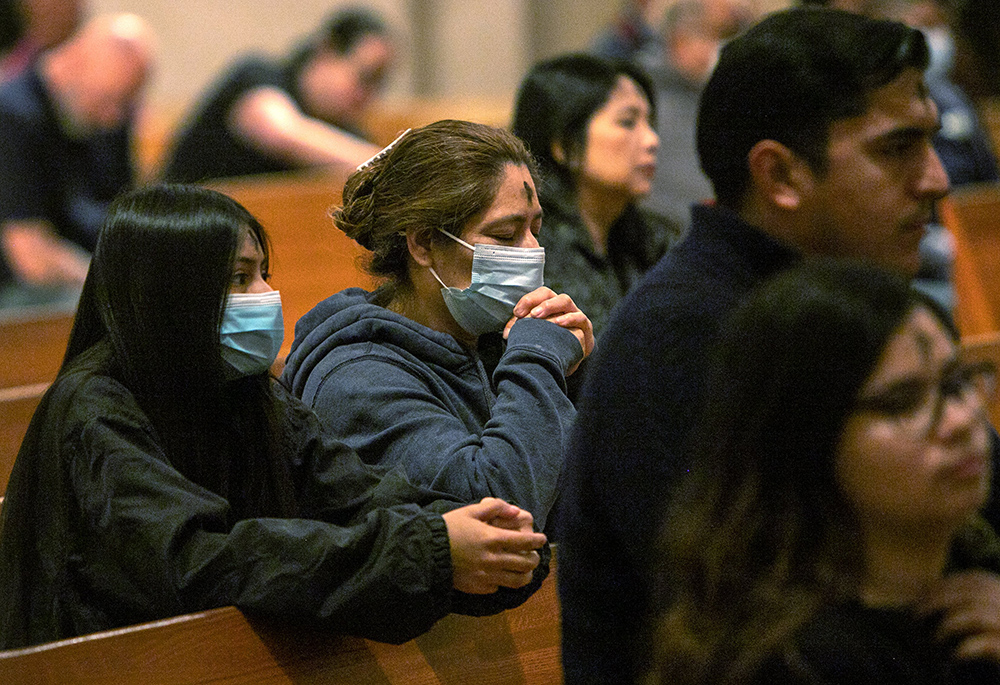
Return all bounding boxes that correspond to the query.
[854,359,997,436]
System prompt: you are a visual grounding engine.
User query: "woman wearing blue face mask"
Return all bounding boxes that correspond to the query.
[0,184,552,649]
[281,120,594,534]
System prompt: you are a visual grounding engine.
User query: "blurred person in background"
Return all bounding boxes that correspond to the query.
[164,6,394,183]
[0,12,153,310]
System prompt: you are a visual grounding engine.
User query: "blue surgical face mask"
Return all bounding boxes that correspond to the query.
[220,290,284,376]
[429,228,545,336]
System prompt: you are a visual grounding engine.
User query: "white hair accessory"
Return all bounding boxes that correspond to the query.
[356,128,411,172]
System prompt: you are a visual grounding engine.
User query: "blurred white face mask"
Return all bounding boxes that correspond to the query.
[921,26,955,82]
[219,291,284,376]
[429,228,545,336]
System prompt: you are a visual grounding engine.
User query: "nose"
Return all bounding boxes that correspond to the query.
[248,273,274,294]
[917,146,950,201]
[519,231,540,249]
[644,121,659,154]
[935,385,985,443]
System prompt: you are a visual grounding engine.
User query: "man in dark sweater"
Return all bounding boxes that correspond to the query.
[556,8,957,684]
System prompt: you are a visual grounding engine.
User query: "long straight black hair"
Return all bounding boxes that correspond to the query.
[64,184,296,520]
[0,185,296,647]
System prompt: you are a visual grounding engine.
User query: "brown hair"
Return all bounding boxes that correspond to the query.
[333,119,538,296]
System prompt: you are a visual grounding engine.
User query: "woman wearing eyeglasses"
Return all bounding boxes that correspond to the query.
[645,258,1000,684]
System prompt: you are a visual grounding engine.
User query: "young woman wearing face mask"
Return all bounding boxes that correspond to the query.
[646,259,1000,684]
[0,184,550,650]
[281,120,594,534]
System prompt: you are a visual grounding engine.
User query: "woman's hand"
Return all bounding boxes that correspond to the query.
[442,498,547,595]
[918,570,1000,662]
[505,287,595,375]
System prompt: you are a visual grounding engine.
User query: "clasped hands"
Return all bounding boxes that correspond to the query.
[442,498,546,595]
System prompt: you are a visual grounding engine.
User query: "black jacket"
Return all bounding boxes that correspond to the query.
[0,348,547,649]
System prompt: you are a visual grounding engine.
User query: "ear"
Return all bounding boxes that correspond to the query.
[405,227,435,268]
[551,140,567,166]
[746,140,814,211]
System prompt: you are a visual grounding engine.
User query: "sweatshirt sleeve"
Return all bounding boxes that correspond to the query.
[66,379,459,644]
[278,385,552,618]
[304,317,581,532]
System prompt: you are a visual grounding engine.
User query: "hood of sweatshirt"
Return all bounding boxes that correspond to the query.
[281,287,484,401]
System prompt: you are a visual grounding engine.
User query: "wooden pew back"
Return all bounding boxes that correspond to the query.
[0,552,562,684]
[0,309,73,497]
[940,182,1000,337]
[0,385,46,497]
[0,309,73,389]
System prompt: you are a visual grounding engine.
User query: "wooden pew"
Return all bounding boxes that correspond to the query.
[0,308,73,389]
[0,551,562,684]
[939,182,1000,337]
[208,172,376,370]
[361,96,514,145]
[0,309,72,496]
[0,383,46,498]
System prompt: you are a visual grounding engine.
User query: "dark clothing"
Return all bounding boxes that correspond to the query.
[0,346,546,649]
[0,65,133,285]
[163,56,303,183]
[928,76,999,188]
[756,601,1000,684]
[557,204,800,684]
[755,525,1000,684]
[642,64,713,230]
[280,287,582,533]
[540,198,682,342]
[557,202,1000,684]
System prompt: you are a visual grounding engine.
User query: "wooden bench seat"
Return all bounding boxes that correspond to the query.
[0,308,73,389]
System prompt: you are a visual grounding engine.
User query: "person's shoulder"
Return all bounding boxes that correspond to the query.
[284,288,469,393]
[0,66,45,118]
[221,53,282,81]
[635,206,684,250]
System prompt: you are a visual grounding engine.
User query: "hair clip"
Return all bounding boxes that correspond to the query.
[356,128,411,172]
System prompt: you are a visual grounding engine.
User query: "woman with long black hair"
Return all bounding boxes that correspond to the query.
[0,184,547,649]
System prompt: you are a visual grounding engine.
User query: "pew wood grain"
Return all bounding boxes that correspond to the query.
[0,552,562,684]
[940,182,1000,337]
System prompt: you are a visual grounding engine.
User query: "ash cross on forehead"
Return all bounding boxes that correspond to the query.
[523,180,534,203]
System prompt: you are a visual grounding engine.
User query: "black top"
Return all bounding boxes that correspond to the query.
[0,343,548,649]
[163,55,305,183]
[757,599,1000,684]
[0,65,133,284]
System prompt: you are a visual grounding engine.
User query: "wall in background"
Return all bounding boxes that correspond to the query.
[90,0,789,119]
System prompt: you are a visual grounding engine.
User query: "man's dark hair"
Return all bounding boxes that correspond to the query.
[697,7,929,208]
[320,6,390,55]
[287,6,390,76]
[0,0,25,53]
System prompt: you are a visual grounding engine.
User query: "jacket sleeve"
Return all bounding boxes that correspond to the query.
[303,317,581,532]
[66,377,458,644]
[276,383,552,618]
